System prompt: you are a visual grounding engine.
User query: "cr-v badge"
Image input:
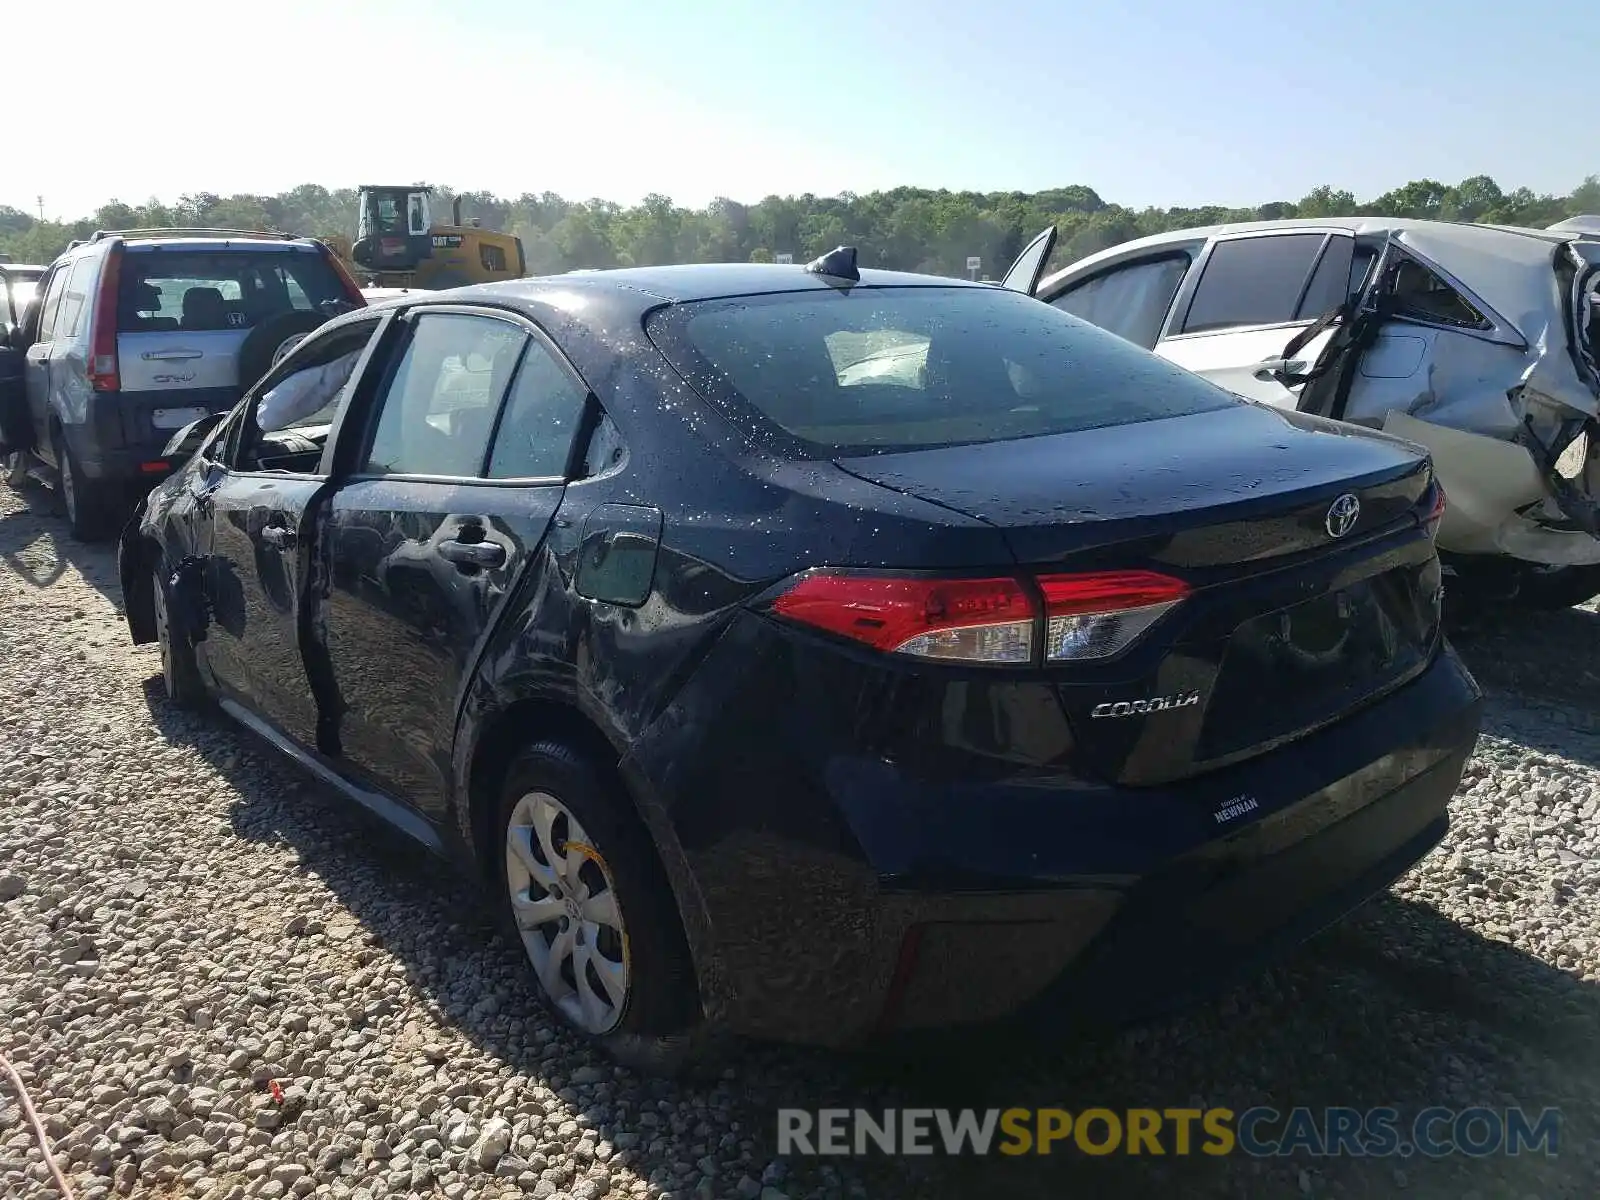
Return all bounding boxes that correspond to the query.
[1090,691,1201,718]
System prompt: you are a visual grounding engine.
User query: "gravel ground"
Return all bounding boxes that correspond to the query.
[1,479,1598,1200]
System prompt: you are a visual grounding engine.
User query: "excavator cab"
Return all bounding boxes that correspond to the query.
[352,184,435,274]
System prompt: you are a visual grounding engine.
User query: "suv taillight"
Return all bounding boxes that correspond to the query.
[766,568,1190,665]
[87,243,124,392]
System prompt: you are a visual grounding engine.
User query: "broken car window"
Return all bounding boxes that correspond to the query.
[1387,256,1489,329]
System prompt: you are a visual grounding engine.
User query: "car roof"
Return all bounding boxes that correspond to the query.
[1051,216,1578,271]
[455,262,982,310]
[1040,216,1591,344]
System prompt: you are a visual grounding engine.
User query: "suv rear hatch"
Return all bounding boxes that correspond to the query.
[836,403,1440,784]
[112,241,353,444]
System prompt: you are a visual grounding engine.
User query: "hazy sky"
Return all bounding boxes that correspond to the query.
[11,0,1597,220]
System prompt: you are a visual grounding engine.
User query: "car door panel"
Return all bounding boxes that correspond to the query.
[1146,231,1363,409]
[1158,325,1330,409]
[319,480,560,815]
[201,472,328,747]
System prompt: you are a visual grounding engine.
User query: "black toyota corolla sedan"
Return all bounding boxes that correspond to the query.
[118,252,1482,1067]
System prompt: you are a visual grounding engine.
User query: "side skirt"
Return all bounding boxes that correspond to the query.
[219,697,446,854]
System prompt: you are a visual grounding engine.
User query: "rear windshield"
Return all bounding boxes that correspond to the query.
[118,249,346,334]
[647,285,1237,456]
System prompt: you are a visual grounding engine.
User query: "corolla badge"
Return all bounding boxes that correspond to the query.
[1325,493,1361,539]
[1090,690,1201,718]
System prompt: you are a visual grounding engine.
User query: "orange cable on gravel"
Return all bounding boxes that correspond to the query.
[0,1049,77,1200]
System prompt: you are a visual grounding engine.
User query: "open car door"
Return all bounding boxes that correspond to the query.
[0,267,28,457]
[1292,232,1403,422]
[999,227,1057,295]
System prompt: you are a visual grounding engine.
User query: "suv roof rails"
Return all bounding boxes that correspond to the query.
[88,227,302,243]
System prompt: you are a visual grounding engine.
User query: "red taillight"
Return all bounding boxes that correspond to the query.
[317,240,367,305]
[769,571,1034,663]
[88,244,123,393]
[767,568,1190,665]
[1036,570,1190,662]
[1422,481,1446,539]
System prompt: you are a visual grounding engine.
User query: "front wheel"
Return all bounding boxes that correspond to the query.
[496,741,704,1072]
[152,557,208,709]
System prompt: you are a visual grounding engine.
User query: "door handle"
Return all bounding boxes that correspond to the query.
[437,539,505,569]
[142,349,204,361]
[261,525,297,548]
[1254,357,1306,381]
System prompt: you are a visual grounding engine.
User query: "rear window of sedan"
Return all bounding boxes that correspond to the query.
[647,285,1237,456]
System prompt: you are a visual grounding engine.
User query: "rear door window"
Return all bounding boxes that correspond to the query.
[362,312,526,477]
[1180,234,1326,333]
[1050,255,1191,348]
[647,284,1237,456]
[486,338,589,479]
[118,249,348,333]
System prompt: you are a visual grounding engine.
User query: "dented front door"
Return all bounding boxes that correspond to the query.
[201,471,326,748]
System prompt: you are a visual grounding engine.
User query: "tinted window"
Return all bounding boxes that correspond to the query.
[1051,256,1190,348]
[1181,234,1325,333]
[1294,237,1357,320]
[648,285,1237,456]
[487,340,588,478]
[118,250,346,333]
[363,313,524,477]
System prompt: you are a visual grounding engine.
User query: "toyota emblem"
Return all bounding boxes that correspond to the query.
[1325,493,1361,539]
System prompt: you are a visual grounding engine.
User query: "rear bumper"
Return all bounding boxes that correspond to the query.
[66,386,237,482]
[626,625,1482,1046]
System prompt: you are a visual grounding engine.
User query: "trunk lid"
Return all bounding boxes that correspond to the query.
[838,403,1441,785]
[834,402,1431,568]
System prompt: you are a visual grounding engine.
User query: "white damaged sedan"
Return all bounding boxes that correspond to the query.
[999,217,1600,608]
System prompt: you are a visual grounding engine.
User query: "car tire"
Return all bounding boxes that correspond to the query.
[151,555,209,710]
[56,434,110,541]
[1514,564,1600,612]
[495,740,706,1073]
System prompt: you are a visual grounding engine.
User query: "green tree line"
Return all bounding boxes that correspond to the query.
[3,174,1597,278]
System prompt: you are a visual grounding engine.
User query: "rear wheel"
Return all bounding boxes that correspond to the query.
[496,740,704,1072]
[151,556,208,709]
[56,435,110,541]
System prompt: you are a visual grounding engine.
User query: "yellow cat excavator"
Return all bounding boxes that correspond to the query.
[321,184,526,290]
